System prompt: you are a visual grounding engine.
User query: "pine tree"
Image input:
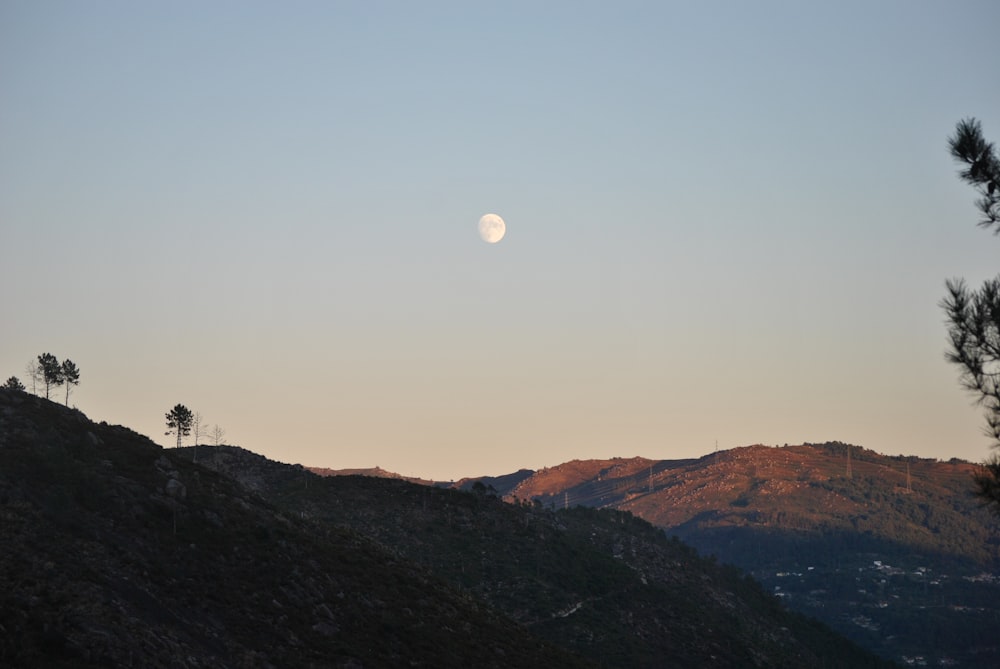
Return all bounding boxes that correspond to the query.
[165,404,194,449]
[37,353,63,400]
[2,376,25,391]
[941,118,1000,513]
[61,359,80,406]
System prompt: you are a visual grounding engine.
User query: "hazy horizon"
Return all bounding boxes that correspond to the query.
[3,2,1000,480]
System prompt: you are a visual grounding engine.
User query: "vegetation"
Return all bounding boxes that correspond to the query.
[948,118,1000,231]
[209,423,226,446]
[164,403,193,448]
[941,118,1000,513]
[37,352,62,400]
[23,358,41,394]
[2,376,24,391]
[14,353,82,405]
[60,359,80,406]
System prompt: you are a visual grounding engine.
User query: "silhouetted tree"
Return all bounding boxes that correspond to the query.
[37,353,62,400]
[60,359,80,406]
[941,117,1000,513]
[209,424,226,467]
[192,411,205,446]
[948,118,1000,232]
[24,359,42,395]
[165,404,194,449]
[189,411,205,462]
[3,376,25,391]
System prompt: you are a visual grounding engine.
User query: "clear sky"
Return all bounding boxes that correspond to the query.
[2,1,999,480]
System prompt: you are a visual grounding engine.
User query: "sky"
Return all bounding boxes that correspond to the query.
[2,1,999,480]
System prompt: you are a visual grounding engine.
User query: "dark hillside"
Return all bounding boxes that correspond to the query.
[197,446,894,668]
[0,391,586,668]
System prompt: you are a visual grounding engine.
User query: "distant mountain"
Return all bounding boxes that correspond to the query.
[305,465,437,486]
[306,465,535,495]
[491,444,1000,667]
[0,392,892,668]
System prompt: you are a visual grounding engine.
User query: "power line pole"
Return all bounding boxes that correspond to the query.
[846,445,853,479]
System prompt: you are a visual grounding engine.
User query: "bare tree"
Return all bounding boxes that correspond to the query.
[192,412,206,446]
[209,424,227,468]
[24,359,42,395]
[189,411,209,463]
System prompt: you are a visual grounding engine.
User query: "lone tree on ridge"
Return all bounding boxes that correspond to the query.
[941,117,1000,513]
[165,404,194,449]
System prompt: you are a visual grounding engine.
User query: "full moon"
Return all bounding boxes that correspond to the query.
[478,213,506,244]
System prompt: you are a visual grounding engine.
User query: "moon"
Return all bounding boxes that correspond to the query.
[478,213,506,244]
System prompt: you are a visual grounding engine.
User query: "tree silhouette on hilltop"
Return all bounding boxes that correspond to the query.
[165,404,194,449]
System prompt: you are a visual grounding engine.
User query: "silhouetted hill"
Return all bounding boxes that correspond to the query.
[496,443,1000,667]
[0,391,586,668]
[196,445,892,668]
[305,466,534,495]
[305,465,437,486]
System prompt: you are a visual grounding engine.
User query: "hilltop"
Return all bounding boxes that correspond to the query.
[0,390,891,668]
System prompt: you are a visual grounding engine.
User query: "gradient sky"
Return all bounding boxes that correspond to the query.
[2,1,999,480]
